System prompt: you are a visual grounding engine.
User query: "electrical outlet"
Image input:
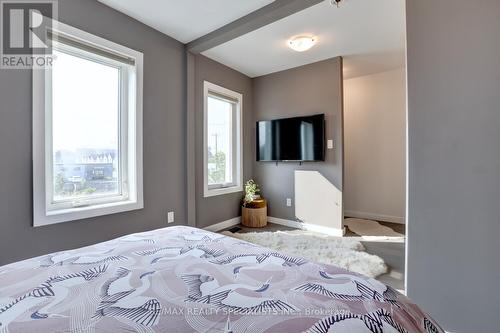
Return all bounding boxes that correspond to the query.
[286,198,292,207]
[327,140,334,149]
[167,211,175,224]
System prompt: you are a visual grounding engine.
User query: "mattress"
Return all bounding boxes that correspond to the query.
[0,226,443,332]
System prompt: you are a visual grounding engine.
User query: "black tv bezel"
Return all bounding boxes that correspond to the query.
[256,113,326,162]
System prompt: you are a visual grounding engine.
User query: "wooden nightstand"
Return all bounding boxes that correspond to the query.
[242,198,268,228]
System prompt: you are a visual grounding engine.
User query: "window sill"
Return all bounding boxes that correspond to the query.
[204,185,243,198]
[34,199,143,227]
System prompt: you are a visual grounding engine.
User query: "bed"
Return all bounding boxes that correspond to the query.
[0,226,443,332]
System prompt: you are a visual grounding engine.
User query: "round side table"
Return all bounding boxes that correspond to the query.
[242,198,268,228]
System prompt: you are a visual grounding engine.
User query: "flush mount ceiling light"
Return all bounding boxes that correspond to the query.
[330,0,344,7]
[287,35,317,52]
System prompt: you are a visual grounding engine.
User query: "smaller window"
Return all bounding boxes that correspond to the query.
[203,82,243,197]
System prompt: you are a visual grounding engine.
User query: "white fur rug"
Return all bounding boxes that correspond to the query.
[345,218,405,242]
[222,230,387,278]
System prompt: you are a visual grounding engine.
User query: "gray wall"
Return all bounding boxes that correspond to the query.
[252,57,344,220]
[193,55,253,228]
[0,0,187,265]
[406,1,500,332]
[344,68,406,223]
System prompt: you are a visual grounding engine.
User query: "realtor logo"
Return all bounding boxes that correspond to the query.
[1,0,57,68]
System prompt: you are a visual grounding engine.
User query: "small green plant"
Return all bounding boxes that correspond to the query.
[243,179,261,206]
[208,151,227,184]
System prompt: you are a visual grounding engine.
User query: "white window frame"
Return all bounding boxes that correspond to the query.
[203,81,243,198]
[33,20,143,227]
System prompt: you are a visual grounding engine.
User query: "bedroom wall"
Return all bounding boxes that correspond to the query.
[192,55,253,229]
[343,68,406,223]
[0,0,187,265]
[252,57,344,226]
[406,0,500,331]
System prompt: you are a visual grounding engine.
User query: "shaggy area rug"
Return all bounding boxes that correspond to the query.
[345,218,405,242]
[221,230,387,278]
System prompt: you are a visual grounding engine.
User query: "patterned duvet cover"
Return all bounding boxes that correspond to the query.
[0,226,443,332]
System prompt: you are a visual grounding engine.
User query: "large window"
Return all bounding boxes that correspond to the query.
[33,21,143,226]
[203,82,243,197]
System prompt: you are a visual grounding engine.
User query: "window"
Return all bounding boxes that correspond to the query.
[33,21,143,226]
[203,81,243,197]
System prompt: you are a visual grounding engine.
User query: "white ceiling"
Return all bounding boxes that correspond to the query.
[98,0,275,43]
[203,0,406,78]
[99,0,406,79]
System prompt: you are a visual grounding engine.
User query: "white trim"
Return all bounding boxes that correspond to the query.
[203,186,242,198]
[268,217,345,237]
[344,210,405,224]
[33,20,143,227]
[203,217,241,232]
[404,23,409,297]
[203,216,345,236]
[267,216,300,229]
[203,81,243,198]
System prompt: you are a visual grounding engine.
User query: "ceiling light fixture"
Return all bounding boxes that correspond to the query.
[288,35,317,52]
[330,0,343,7]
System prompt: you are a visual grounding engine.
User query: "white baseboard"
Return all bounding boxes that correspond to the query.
[206,216,344,237]
[267,217,300,229]
[268,217,345,237]
[203,217,241,232]
[344,210,405,224]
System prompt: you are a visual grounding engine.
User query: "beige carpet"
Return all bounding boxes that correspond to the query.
[345,218,405,242]
[222,230,387,278]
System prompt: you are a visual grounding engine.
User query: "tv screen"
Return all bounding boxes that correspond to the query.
[256,114,325,162]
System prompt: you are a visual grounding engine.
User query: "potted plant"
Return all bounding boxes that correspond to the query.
[243,179,261,207]
[242,179,267,228]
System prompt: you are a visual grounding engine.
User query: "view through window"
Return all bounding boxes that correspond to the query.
[207,95,234,186]
[52,49,121,202]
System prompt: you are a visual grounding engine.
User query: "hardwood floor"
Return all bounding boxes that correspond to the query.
[361,241,405,290]
[224,222,295,234]
[344,220,406,290]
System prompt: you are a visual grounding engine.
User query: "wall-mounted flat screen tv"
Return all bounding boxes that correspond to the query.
[256,114,325,162]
